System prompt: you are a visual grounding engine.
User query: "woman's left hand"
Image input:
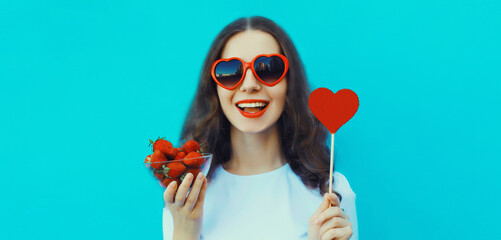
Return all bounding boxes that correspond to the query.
[307,193,353,240]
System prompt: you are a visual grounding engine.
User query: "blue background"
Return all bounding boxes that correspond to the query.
[1,0,500,239]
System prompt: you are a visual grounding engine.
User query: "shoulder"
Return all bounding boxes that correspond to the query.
[332,171,356,201]
[284,165,355,200]
[333,172,359,240]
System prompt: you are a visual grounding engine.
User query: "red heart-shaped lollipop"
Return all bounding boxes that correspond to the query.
[308,88,359,134]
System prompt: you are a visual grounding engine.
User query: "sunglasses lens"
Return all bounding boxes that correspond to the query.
[253,56,286,84]
[214,59,243,88]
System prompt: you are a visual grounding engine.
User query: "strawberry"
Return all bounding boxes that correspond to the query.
[174,152,186,160]
[161,161,186,178]
[183,152,203,167]
[187,167,202,178]
[182,140,200,154]
[154,171,165,181]
[150,149,167,170]
[180,168,202,181]
[161,178,180,188]
[145,154,152,164]
[149,137,177,159]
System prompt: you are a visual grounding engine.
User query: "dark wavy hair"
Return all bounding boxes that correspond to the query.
[180,16,340,199]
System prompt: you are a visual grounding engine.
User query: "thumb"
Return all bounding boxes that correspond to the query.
[327,193,340,207]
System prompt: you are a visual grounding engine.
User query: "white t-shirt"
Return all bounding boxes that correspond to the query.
[162,162,359,240]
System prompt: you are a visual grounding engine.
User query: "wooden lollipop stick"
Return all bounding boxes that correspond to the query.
[329,133,334,194]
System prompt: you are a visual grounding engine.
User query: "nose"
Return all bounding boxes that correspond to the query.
[239,68,261,93]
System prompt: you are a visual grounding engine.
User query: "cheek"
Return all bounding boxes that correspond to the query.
[216,86,226,101]
[216,86,234,109]
[272,80,287,106]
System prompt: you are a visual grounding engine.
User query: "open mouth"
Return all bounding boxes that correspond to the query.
[236,102,268,113]
[235,100,270,118]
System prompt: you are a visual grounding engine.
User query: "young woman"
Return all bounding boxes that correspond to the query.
[162,16,358,240]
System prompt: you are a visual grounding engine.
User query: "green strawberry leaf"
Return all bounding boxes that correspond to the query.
[161,166,171,174]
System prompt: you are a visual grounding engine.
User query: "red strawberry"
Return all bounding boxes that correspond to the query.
[145,154,152,163]
[161,162,186,178]
[182,140,200,154]
[180,168,202,181]
[150,149,167,170]
[174,152,186,160]
[149,137,177,159]
[187,167,202,178]
[161,178,180,188]
[154,171,165,181]
[183,152,203,167]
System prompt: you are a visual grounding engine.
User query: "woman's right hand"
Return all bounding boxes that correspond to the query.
[164,172,208,240]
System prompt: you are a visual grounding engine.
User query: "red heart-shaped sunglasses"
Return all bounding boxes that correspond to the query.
[211,53,289,90]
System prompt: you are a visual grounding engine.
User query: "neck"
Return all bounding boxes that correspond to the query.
[224,124,286,175]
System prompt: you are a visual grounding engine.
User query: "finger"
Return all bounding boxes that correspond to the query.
[316,206,346,225]
[174,173,194,207]
[193,177,208,212]
[328,193,340,207]
[338,207,350,220]
[319,217,350,237]
[321,225,352,240]
[163,180,178,205]
[185,173,205,211]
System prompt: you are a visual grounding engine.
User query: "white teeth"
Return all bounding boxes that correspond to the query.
[237,102,267,108]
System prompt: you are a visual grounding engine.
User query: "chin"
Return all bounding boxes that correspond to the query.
[225,107,283,134]
[231,117,280,134]
[234,124,270,134]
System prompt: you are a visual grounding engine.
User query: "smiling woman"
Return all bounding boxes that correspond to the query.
[162,16,358,240]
